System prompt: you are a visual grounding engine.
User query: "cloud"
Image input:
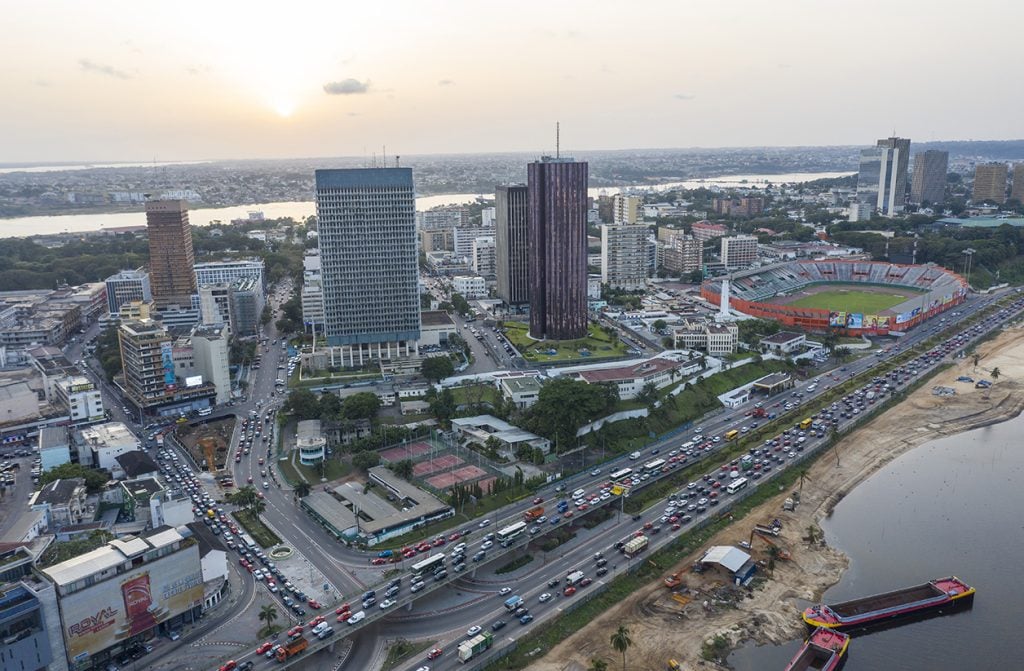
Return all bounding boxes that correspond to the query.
[323,78,370,95]
[34,79,51,88]
[674,93,696,101]
[79,59,131,80]
[438,79,455,87]
[186,65,211,76]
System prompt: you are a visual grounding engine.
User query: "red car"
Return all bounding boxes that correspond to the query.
[672,523,681,531]
[258,458,265,465]
[308,615,326,627]
[247,476,254,483]
[643,521,653,530]
[219,662,237,671]
[402,549,417,559]
[428,647,443,660]
[256,642,273,655]
[533,496,544,504]
[563,586,577,597]
[308,599,321,609]
[287,626,303,638]
[371,558,387,565]
[432,537,445,547]
[563,510,574,518]
[335,604,350,616]
[579,577,593,587]
[238,557,249,566]
[416,542,432,553]
[447,532,462,542]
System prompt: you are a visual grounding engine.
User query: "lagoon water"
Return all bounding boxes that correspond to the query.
[727,414,1024,669]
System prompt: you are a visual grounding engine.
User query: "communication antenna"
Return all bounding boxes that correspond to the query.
[395,155,400,167]
[556,122,560,159]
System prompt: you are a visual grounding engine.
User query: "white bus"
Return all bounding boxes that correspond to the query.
[643,458,666,472]
[726,477,749,495]
[411,553,446,575]
[609,467,634,481]
[497,521,527,545]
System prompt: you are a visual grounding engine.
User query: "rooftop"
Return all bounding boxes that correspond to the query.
[42,527,186,587]
[421,310,455,327]
[120,476,164,499]
[78,422,138,448]
[700,545,751,573]
[33,478,86,506]
[39,426,69,450]
[577,357,682,384]
[115,451,160,478]
[500,376,543,393]
[761,331,805,344]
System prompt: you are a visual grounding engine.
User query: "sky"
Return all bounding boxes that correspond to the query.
[3,0,1022,163]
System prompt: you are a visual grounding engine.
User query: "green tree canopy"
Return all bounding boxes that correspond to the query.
[342,392,381,420]
[352,450,381,471]
[283,389,320,420]
[40,463,111,493]
[522,378,619,451]
[421,356,455,382]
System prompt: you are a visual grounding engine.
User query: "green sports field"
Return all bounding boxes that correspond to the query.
[781,287,917,313]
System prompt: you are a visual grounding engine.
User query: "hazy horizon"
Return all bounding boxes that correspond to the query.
[5,0,1023,163]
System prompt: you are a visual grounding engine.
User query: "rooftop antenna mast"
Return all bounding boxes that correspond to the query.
[556,122,560,159]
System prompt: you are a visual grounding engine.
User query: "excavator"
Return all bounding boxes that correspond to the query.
[664,569,685,589]
[746,529,792,560]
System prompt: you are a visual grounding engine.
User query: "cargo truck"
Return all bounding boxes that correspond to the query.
[566,570,585,586]
[624,535,648,558]
[524,506,544,522]
[503,595,524,611]
[457,631,494,662]
[275,637,308,662]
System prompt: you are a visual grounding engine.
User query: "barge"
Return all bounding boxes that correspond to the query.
[783,627,850,671]
[803,576,974,629]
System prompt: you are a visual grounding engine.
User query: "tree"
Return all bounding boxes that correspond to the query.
[294,482,311,498]
[342,392,381,420]
[318,393,342,420]
[450,293,472,316]
[421,356,455,382]
[258,604,279,634]
[391,459,414,480]
[284,389,320,420]
[429,388,457,424]
[588,659,609,671]
[610,625,633,671]
[973,353,980,370]
[352,450,381,471]
[652,319,667,333]
[991,367,1001,380]
[40,463,111,493]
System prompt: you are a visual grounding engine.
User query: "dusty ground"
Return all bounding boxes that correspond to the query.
[537,324,1024,671]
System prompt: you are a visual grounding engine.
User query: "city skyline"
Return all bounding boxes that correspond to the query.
[4,1,1023,163]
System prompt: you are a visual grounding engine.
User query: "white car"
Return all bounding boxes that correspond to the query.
[539,593,552,603]
[498,587,512,595]
[378,599,395,610]
[478,519,491,528]
[480,540,493,550]
[466,625,482,637]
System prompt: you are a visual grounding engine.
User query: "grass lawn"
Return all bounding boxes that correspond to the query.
[383,639,433,671]
[502,322,627,362]
[233,509,282,548]
[450,383,501,407]
[782,287,918,313]
[278,456,351,485]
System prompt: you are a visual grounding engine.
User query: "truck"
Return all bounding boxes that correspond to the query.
[624,535,648,558]
[799,418,813,430]
[275,637,308,662]
[566,570,585,586]
[503,595,524,611]
[457,631,494,662]
[739,455,754,471]
[523,506,544,522]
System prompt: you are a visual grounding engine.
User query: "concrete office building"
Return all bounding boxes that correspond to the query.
[190,325,231,405]
[198,284,232,331]
[973,163,1009,204]
[528,157,589,340]
[315,168,420,362]
[118,320,173,408]
[658,229,703,274]
[453,226,494,261]
[495,184,530,306]
[472,236,496,278]
[104,269,151,315]
[193,259,265,292]
[600,223,649,290]
[721,235,759,269]
[855,137,911,218]
[910,150,949,205]
[146,200,197,309]
[612,194,641,224]
[53,376,104,427]
[1011,164,1024,204]
[228,276,262,337]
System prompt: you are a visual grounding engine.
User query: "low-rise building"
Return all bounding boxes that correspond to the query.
[497,375,543,409]
[53,376,104,427]
[418,310,457,348]
[75,422,140,471]
[30,478,88,530]
[450,415,551,460]
[452,275,487,299]
[671,319,739,355]
[0,382,40,425]
[296,419,326,466]
[114,451,160,481]
[38,427,71,472]
[574,357,699,400]
[760,331,807,354]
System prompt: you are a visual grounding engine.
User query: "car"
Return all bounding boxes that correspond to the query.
[467,625,482,637]
[548,578,561,588]
[287,625,304,638]
[596,567,609,576]
[428,647,443,660]
[307,615,326,627]
[539,593,552,602]
[262,482,269,489]
[480,540,493,550]
[478,519,491,528]
[533,496,544,504]
[415,667,430,671]
[498,587,512,595]
[371,557,388,565]
[379,599,395,610]
[590,468,601,476]
[564,586,577,596]
[256,642,273,655]
[265,644,282,659]
[579,577,593,587]
[410,580,426,592]
[519,614,534,625]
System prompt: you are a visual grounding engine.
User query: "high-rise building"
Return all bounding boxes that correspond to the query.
[193,259,265,291]
[495,184,530,306]
[691,221,729,244]
[720,235,758,269]
[973,163,1009,204]
[612,194,641,224]
[528,157,589,340]
[118,320,174,407]
[658,230,703,274]
[191,325,231,405]
[472,236,496,277]
[146,199,197,308]
[198,283,233,330]
[601,223,649,290]
[856,137,911,217]
[315,168,420,356]
[105,269,151,315]
[453,226,494,261]
[1012,164,1024,204]
[910,150,949,205]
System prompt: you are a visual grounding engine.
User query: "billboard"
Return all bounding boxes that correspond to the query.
[59,546,202,661]
[160,342,176,391]
[184,375,203,388]
[844,313,863,328]
[865,314,891,329]
[828,311,846,327]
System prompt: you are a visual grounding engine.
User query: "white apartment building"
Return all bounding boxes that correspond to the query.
[77,422,140,470]
[193,259,265,291]
[720,235,759,269]
[191,325,231,405]
[612,194,641,224]
[296,420,326,465]
[472,236,496,277]
[54,376,104,426]
[601,223,649,290]
[453,275,487,299]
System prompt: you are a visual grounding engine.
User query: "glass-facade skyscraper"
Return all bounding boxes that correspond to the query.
[495,184,529,306]
[527,157,589,340]
[856,136,911,218]
[315,168,420,349]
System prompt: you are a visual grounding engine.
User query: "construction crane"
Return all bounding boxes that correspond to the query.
[746,529,792,560]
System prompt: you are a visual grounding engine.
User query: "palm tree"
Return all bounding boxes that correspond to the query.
[294,482,311,499]
[973,354,980,370]
[797,468,810,493]
[588,659,609,671]
[259,604,279,634]
[251,497,267,519]
[991,367,1001,380]
[610,625,633,671]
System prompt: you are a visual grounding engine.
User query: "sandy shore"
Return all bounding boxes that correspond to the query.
[535,324,1024,671]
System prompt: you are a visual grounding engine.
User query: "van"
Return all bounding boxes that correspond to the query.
[345,611,365,625]
[629,451,641,460]
[312,621,330,635]
[571,489,586,500]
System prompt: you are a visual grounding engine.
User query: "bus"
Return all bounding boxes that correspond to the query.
[726,477,749,494]
[497,521,527,545]
[609,467,634,481]
[411,553,446,575]
[643,458,666,472]
[799,418,813,430]
[725,429,740,441]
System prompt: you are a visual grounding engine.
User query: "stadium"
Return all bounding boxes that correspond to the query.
[701,260,969,335]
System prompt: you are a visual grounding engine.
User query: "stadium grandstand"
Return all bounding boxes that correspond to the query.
[702,260,968,335]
